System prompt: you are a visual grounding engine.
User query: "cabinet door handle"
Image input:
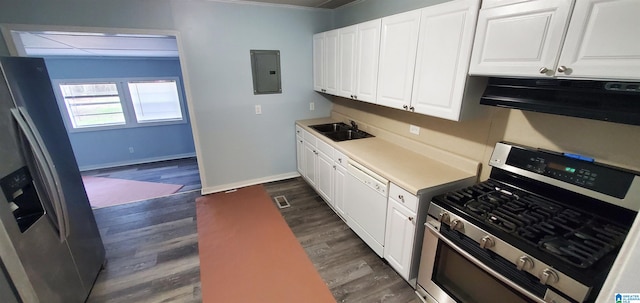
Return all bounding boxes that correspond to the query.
[403,105,408,110]
[353,95,357,100]
[409,106,415,112]
[539,67,549,74]
[338,158,342,163]
[557,65,568,73]
[398,194,404,202]
[408,217,414,222]
[333,165,336,169]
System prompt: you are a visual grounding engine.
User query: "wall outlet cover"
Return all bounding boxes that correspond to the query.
[409,125,420,135]
[310,102,315,111]
[255,104,262,115]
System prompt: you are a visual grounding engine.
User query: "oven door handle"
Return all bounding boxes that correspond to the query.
[424,223,548,303]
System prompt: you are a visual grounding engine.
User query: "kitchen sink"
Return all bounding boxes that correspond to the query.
[309,122,374,142]
[309,122,350,133]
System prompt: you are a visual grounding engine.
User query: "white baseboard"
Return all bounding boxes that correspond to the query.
[201,172,301,195]
[78,153,197,171]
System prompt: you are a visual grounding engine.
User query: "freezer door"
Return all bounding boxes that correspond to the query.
[0,62,86,303]
[1,57,105,296]
[0,261,20,303]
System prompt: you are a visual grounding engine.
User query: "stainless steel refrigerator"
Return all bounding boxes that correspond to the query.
[0,56,105,302]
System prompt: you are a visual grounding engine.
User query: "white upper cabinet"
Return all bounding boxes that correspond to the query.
[313,33,325,92]
[411,0,482,121]
[336,20,381,103]
[470,0,640,80]
[324,29,340,94]
[469,0,573,77]
[557,0,640,80]
[376,10,422,110]
[354,19,382,103]
[313,30,339,93]
[338,25,358,99]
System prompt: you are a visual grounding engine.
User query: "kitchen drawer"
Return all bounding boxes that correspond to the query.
[303,129,317,143]
[389,183,417,213]
[296,125,303,137]
[333,150,349,168]
[316,138,334,157]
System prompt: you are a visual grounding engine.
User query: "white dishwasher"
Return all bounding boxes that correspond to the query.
[345,160,389,257]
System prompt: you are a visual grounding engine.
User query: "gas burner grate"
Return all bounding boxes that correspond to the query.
[436,180,632,269]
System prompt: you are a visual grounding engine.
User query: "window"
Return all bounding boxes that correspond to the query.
[128,80,183,123]
[54,78,186,131]
[60,83,125,128]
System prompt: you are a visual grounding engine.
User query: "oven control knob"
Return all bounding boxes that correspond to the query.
[480,236,495,249]
[516,256,534,271]
[439,212,450,224]
[539,268,559,285]
[450,219,463,231]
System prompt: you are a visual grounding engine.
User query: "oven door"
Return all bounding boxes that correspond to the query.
[416,220,570,303]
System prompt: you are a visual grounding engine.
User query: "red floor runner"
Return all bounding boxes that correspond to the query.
[196,185,335,303]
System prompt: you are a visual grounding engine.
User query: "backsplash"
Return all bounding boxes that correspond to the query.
[330,96,640,180]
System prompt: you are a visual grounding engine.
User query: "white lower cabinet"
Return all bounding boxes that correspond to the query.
[384,188,417,280]
[333,163,347,219]
[316,147,334,205]
[302,137,317,187]
[296,126,352,218]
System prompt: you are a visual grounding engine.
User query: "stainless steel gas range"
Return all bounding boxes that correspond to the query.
[416,142,640,303]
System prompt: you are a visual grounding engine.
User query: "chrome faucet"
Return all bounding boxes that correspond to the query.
[350,120,358,131]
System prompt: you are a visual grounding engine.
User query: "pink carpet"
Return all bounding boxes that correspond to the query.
[82,176,183,208]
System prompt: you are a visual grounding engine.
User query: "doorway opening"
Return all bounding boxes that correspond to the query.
[2,25,202,208]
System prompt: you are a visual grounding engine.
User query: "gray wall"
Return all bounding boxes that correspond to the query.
[0,0,333,192]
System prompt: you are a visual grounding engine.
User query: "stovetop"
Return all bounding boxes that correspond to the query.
[434,179,629,271]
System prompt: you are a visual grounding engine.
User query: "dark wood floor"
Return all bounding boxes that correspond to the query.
[88,177,418,303]
[81,157,201,193]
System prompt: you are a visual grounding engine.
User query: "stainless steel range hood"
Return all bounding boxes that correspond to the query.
[480,77,640,126]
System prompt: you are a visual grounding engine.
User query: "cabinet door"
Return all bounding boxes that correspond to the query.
[355,19,382,103]
[384,198,416,280]
[303,140,317,187]
[411,0,480,120]
[333,164,347,219]
[557,0,640,80]
[469,0,573,77]
[338,25,358,99]
[313,33,325,92]
[377,10,421,110]
[316,150,334,205]
[324,29,340,94]
[296,135,304,175]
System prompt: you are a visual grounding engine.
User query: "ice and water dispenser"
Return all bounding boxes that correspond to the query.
[1,166,45,232]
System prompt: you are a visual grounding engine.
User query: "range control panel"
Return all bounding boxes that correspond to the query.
[505,148,634,199]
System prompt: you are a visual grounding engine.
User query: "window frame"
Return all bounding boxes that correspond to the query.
[52,77,188,133]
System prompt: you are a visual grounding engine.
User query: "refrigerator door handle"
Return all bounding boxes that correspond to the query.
[10,107,69,241]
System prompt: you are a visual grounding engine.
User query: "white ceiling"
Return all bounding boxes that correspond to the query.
[13,0,359,58]
[14,31,179,58]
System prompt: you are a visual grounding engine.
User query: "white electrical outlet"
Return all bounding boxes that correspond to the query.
[310,102,315,111]
[255,105,262,115]
[409,125,420,135]
[129,147,135,153]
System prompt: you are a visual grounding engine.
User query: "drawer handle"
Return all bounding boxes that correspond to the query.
[398,194,404,202]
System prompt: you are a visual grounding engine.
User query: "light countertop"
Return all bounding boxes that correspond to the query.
[296,118,479,195]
